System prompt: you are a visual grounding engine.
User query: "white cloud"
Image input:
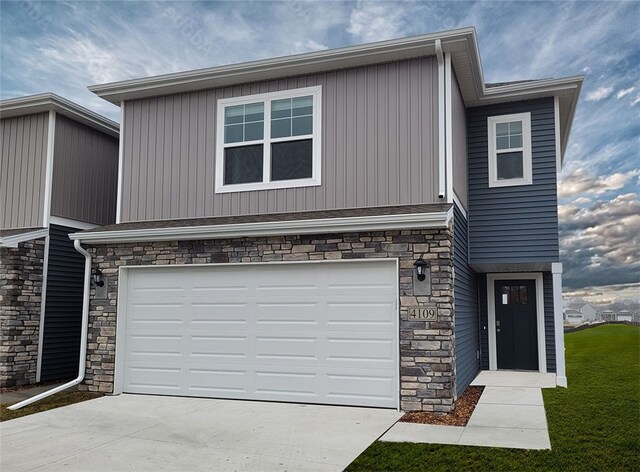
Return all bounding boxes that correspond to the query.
[632,95,640,106]
[585,86,614,102]
[617,86,635,98]
[347,1,407,42]
[559,168,640,198]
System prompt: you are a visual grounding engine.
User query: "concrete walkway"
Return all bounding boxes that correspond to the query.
[381,372,553,450]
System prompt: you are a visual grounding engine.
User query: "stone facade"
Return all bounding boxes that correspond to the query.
[0,238,45,387]
[83,227,456,412]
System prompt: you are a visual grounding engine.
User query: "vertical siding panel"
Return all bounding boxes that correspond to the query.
[388,63,399,205]
[123,104,135,222]
[409,59,422,204]
[187,93,198,217]
[365,67,376,206]
[323,72,336,210]
[377,65,388,204]
[204,91,215,217]
[344,70,356,207]
[196,91,207,217]
[147,99,158,220]
[138,101,149,220]
[355,68,366,208]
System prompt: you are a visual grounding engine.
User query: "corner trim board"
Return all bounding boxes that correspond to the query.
[486,273,547,374]
[551,262,567,387]
[444,52,453,203]
[42,111,56,227]
[116,101,125,224]
[35,234,51,382]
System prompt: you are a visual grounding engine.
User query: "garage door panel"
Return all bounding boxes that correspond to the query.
[122,261,398,408]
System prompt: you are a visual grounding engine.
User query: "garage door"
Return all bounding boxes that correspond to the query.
[121,260,398,408]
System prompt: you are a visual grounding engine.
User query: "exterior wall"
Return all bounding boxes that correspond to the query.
[0,113,49,229]
[120,57,440,222]
[82,227,456,412]
[452,204,479,395]
[451,72,468,209]
[40,224,85,381]
[51,115,119,225]
[478,271,556,372]
[467,98,559,266]
[0,238,45,387]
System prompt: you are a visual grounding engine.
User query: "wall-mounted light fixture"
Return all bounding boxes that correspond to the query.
[414,258,429,282]
[92,268,104,287]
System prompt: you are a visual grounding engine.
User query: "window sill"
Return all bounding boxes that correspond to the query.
[488,177,533,188]
[215,177,321,194]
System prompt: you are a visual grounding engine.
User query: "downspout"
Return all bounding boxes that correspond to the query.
[436,39,446,199]
[9,239,91,410]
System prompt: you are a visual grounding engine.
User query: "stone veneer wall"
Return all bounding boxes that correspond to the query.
[83,228,456,412]
[0,238,45,387]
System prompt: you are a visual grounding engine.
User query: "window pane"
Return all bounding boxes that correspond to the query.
[244,122,263,141]
[510,134,522,148]
[497,151,524,180]
[496,122,509,137]
[496,136,510,150]
[519,286,528,304]
[225,124,244,144]
[272,99,292,119]
[224,145,263,185]
[292,116,312,136]
[509,121,522,134]
[225,105,244,125]
[271,139,313,181]
[271,118,291,138]
[509,286,520,304]
[244,103,264,122]
[292,96,313,117]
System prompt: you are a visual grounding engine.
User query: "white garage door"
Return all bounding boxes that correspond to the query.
[121,260,398,408]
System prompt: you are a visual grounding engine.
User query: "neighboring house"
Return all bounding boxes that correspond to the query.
[598,309,616,322]
[597,303,640,323]
[0,94,119,387]
[567,301,597,322]
[616,309,634,322]
[70,28,582,412]
[564,308,584,325]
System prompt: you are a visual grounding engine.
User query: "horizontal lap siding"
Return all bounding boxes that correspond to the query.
[40,225,85,381]
[543,271,556,372]
[0,113,48,229]
[51,116,119,225]
[467,98,559,265]
[453,205,479,395]
[120,58,439,222]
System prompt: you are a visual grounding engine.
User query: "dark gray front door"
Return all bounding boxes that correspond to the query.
[494,279,538,370]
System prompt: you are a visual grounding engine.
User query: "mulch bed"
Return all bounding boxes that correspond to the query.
[0,381,68,394]
[400,386,484,426]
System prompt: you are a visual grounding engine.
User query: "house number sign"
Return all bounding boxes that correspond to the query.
[407,307,438,321]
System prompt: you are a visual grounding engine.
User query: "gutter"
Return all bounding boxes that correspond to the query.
[9,240,92,410]
[436,39,446,199]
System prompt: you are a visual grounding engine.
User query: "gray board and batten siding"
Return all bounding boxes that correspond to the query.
[467,97,559,269]
[119,58,440,222]
[0,113,49,229]
[477,272,556,373]
[453,203,479,396]
[51,115,119,226]
[451,71,468,210]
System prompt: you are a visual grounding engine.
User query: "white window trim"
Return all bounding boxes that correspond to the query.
[487,112,532,188]
[487,273,547,374]
[215,85,322,193]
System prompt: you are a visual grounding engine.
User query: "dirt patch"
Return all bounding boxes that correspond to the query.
[401,386,484,426]
[0,381,70,394]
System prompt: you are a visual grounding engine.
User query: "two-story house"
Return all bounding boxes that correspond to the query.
[0,93,119,387]
[65,28,581,411]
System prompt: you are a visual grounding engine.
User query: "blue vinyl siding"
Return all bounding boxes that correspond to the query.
[478,272,556,372]
[453,204,480,395]
[467,98,559,266]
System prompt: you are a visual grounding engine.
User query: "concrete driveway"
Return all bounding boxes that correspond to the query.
[1,394,401,471]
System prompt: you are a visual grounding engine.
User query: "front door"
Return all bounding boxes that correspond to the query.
[494,279,538,370]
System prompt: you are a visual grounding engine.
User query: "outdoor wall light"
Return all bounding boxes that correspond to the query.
[414,258,429,281]
[92,268,105,287]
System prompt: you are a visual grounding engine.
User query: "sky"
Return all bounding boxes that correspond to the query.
[1,0,638,304]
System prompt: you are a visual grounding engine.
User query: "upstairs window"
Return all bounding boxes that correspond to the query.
[487,112,532,187]
[215,86,322,193]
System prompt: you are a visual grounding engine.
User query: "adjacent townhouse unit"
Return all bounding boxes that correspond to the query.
[68,27,581,411]
[0,94,119,387]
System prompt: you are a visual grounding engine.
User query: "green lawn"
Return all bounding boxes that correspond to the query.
[347,324,640,471]
[0,391,103,422]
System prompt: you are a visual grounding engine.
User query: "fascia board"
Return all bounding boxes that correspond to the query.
[70,211,453,244]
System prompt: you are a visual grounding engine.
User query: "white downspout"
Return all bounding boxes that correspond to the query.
[436,39,446,199]
[9,239,91,410]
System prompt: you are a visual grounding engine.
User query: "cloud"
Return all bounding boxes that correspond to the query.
[563,282,640,306]
[617,86,635,98]
[347,1,407,42]
[585,86,614,102]
[560,193,640,289]
[632,95,640,106]
[559,168,640,198]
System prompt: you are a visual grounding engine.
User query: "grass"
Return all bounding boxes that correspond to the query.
[347,324,640,471]
[0,390,103,422]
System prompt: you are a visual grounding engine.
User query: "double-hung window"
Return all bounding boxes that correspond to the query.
[487,112,532,187]
[215,85,322,193]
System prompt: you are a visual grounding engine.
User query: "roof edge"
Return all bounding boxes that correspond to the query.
[88,27,477,105]
[0,93,119,137]
[0,228,48,248]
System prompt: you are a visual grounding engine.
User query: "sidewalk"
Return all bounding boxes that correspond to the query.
[381,374,552,450]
